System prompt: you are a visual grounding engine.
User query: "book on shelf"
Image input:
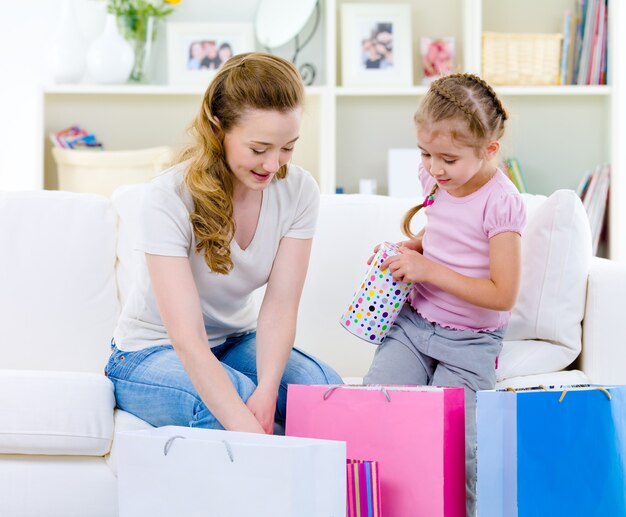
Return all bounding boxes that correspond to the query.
[49,126,103,150]
[568,0,608,85]
[560,10,573,85]
[578,164,610,255]
[504,157,528,194]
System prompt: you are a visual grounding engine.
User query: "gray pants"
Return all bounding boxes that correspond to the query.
[364,305,504,517]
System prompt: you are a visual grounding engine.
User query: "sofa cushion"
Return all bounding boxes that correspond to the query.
[0,191,119,372]
[502,190,592,377]
[0,370,115,455]
[111,184,147,308]
[297,194,425,377]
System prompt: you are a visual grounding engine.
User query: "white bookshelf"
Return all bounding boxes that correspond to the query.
[42,0,626,260]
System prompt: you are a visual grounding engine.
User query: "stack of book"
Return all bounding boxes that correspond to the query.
[577,164,610,255]
[560,0,608,85]
[49,126,103,150]
[503,157,528,194]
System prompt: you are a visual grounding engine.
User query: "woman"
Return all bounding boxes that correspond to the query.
[105,52,342,434]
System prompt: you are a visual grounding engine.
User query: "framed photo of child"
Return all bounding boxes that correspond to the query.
[166,22,255,88]
[420,37,455,84]
[340,4,413,88]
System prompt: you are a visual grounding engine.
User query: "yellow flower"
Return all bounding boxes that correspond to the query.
[164,0,181,4]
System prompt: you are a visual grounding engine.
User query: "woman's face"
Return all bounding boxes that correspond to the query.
[223,108,302,193]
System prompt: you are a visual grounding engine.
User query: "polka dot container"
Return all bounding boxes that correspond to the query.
[340,242,412,345]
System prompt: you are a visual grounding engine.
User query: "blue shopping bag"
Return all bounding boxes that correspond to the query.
[477,385,626,517]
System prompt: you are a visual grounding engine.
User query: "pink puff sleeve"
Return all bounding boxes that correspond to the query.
[483,191,527,238]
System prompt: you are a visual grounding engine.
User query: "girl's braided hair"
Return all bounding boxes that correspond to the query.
[401,73,508,238]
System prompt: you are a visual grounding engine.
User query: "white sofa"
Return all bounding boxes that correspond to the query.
[1,185,625,517]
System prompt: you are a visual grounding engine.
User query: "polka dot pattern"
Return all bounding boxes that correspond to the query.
[340,242,412,344]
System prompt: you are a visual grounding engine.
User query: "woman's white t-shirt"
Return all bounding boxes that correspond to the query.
[113,161,320,352]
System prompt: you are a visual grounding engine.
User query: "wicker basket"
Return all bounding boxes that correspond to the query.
[482,32,563,86]
[52,146,174,197]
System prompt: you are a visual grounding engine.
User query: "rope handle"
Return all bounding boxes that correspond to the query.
[163,435,186,456]
[323,385,391,402]
[503,384,612,402]
[559,386,612,403]
[163,435,235,462]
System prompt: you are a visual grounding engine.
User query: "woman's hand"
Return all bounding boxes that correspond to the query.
[381,246,431,283]
[246,385,278,434]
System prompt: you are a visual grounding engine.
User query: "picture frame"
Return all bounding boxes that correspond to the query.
[420,36,455,84]
[340,3,413,88]
[166,22,255,87]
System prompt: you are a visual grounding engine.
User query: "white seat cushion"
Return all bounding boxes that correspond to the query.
[502,190,592,378]
[495,369,589,390]
[0,370,115,455]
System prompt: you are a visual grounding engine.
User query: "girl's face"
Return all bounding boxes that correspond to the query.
[223,108,302,193]
[416,122,499,197]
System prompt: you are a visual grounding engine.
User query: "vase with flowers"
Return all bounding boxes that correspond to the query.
[107,0,181,83]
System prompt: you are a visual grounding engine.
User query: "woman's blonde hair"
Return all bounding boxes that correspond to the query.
[402,73,508,238]
[179,52,305,274]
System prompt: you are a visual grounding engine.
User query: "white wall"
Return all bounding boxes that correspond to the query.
[1,0,323,191]
[0,2,55,190]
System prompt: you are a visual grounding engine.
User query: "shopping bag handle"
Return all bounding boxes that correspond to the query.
[558,386,612,403]
[323,385,391,402]
[163,435,235,462]
[503,385,612,403]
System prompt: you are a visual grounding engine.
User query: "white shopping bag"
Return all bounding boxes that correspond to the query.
[116,425,346,517]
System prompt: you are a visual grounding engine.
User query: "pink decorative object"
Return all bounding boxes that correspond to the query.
[340,242,412,344]
[423,193,436,206]
[286,384,466,517]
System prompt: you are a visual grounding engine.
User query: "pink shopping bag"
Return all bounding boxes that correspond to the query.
[286,384,465,517]
[347,459,382,517]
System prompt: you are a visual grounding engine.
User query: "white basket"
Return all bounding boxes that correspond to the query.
[52,146,174,197]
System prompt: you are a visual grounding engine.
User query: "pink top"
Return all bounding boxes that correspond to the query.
[410,164,526,331]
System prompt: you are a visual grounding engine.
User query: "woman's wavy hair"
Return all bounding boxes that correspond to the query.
[178,52,304,274]
[402,73,509,239]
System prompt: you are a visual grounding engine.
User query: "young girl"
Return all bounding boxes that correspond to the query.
[364,73,526,516]
[105,53,342,436]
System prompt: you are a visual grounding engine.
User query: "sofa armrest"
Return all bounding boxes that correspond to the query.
[580,257,626,383]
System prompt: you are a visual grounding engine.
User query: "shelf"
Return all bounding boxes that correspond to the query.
[495,85,612,96]
[335,85,611,98]
[335,86,428,97]
[43,83,327,97]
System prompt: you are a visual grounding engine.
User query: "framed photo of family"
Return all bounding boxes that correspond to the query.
[340,3,413,88]
[166,22,255,87]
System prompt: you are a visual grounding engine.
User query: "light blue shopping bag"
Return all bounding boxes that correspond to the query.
[477,385,626,517]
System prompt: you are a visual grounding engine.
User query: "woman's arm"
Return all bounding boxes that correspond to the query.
[146,253,265,433]
[383,231,522,311]
[249,236,313,433]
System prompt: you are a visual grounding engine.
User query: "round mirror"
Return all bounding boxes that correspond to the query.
[255,0,318,48]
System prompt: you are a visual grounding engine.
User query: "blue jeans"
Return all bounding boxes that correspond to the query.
[104,332,343,430]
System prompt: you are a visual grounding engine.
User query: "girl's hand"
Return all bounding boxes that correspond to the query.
[366,234,424,266]
[381,246,431,283]
[246,385,278,434]
[366,243,382,266]
[399,237,423,254]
